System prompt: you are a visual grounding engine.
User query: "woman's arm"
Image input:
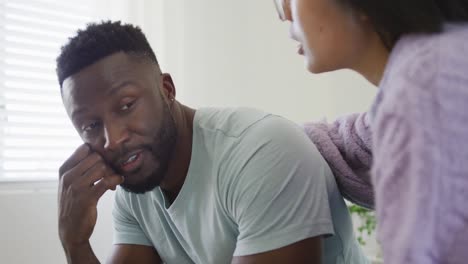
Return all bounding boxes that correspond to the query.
[303,112,374,209]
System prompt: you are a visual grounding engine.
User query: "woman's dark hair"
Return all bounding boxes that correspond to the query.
[342,0,468,49]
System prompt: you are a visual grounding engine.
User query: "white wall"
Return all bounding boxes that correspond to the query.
[0,1,378,263]
[0,181,115,263]
[165,0,376,122]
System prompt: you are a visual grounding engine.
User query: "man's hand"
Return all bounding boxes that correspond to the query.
[58,144,123,259]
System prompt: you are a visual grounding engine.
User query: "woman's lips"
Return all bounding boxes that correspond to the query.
[298,44,304,55]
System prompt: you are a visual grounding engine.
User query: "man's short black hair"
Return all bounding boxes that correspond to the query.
[56,20,158,87]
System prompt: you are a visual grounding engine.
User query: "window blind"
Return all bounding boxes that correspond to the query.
[0,0,95,181]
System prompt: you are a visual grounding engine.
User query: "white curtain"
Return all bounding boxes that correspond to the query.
[0,0,164,181]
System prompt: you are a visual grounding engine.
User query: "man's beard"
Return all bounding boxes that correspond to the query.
[120,103,178,194]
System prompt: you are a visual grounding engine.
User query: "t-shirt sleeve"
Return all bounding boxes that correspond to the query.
[112,188,153,246]
[223,116,335,257]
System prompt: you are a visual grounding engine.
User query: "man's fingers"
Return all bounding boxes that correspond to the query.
[60,152,103,187]
[92,174,124,199]
[59,144,90,178]
[83,161,115,187]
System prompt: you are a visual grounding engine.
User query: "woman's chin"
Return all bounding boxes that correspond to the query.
[306,62,322,74]
[306,60,337,74]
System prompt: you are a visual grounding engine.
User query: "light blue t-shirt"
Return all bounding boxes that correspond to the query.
[113,108,368,264]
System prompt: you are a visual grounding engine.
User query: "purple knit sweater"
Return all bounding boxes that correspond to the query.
[305,24,468,263]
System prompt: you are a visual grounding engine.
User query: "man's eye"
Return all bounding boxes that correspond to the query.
[82,121,100,132]
[120,101,135,111]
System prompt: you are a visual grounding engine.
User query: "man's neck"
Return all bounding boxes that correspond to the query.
[160,103,196,204]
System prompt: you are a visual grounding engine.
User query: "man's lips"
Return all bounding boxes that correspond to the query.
[118,150,144,173]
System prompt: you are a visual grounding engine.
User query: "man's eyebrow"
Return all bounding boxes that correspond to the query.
[71,107,88,120]
[71,81,138,119]
[107,81,137,97]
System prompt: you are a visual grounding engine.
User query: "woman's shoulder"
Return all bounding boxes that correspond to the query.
[375,24,468,123]
[389,24,468,79]
[381,24,468,94]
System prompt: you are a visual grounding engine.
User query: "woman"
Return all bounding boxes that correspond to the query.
[273,0,468,263]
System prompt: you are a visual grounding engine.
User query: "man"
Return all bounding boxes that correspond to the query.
[57,21,368,264]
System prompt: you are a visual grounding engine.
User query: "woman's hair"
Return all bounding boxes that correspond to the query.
[341,0,468,49]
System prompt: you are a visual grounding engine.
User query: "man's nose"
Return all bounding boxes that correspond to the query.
[103,122,129,151]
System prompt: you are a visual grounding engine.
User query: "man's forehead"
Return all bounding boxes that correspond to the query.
[73,53,136,80]
[61,53,160,115]
[62,53,137,95]
[61,74,93,120]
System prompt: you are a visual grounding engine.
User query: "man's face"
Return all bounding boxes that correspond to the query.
[61,52,177,194]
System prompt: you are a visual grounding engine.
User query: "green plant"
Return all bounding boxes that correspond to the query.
[348,204,376,246]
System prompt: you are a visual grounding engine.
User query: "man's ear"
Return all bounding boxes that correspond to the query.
[160,73,176,101]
